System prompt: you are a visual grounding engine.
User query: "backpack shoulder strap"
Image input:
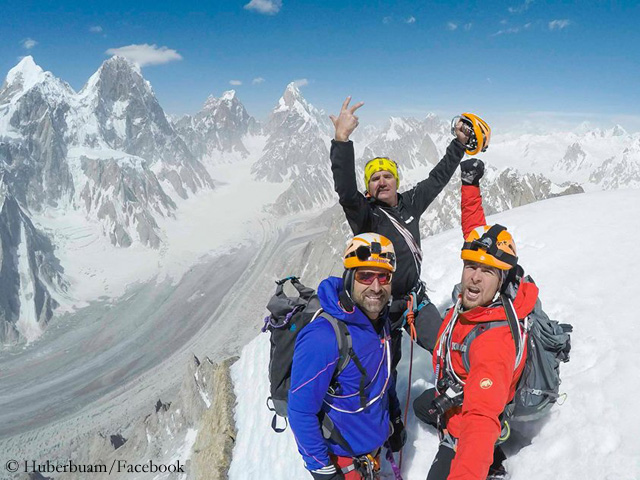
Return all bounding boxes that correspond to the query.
[319,311,352,377]
[318,311,369,409]
[455,295,525,372]
[454,321,509,372]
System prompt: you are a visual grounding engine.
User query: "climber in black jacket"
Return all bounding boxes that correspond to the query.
[329,96,470,358]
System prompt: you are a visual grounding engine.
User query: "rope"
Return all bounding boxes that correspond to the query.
[399,293,418,470]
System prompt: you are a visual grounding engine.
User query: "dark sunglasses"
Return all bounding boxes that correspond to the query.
[354,271,392,285]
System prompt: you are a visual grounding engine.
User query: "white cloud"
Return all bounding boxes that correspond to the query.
[464,23,473,31]
[406,16,416,24]
[105,44,183,67]
[549,19,571,30]
[244,0,282,15]
[492,27,522,36]
[508,0,534,14]
[447,22,458,31]
[383,16,392,24]
[229,80,243,86]
[21,38,37,50]
[293,78,309,88]
[252,77,265,85]
[89,25,103,33]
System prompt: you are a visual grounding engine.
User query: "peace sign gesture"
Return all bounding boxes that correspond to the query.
[330,96,364,142]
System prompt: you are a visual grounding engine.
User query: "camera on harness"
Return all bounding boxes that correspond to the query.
[431,375,464,416]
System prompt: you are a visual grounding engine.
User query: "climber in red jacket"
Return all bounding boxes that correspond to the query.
[414,158,538,480]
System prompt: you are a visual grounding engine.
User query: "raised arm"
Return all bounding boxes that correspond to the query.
[460,158,487,238]
[407,138,466,214]
[329,97,371,233]
[406,118,471,213]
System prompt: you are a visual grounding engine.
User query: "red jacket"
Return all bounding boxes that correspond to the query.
[431,185,538,480]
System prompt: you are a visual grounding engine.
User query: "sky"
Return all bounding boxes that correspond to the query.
[2,0,640,132]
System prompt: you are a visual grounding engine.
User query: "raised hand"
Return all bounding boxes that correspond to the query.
[460,158,485,186]
[330,96,364,142]
[454,118,472,146]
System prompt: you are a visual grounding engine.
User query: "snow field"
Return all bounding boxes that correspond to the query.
[230,188,640,479]
[30,154,288,310]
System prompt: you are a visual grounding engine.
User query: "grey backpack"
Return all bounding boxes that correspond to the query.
[459,276,572,422]
[262,276,366,433]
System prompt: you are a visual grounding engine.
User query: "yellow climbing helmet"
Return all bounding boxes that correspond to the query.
[364,157,399,192]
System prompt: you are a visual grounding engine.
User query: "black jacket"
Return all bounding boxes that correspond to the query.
[330,139,465,299]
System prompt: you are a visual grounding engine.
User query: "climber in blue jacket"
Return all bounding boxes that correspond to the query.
[288,233,404,480]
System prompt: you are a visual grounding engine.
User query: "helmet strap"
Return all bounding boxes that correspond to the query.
[339,269,355,313]
[501,265,524,300]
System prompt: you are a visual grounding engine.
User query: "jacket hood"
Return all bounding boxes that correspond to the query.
[317,276,379,328]
[460,281,539,323]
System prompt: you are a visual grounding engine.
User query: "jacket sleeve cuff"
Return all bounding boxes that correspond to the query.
[312,465,337,476]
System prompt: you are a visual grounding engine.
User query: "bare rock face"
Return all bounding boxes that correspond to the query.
[77,56,213,201]
[0,183,67,346]
[56,355,238,480]
[78,155,176,248]
[175,90,257,161]
[191,357,238,480]
[554,141,590,175]
[0,56,75,210]
[252,83,336,215]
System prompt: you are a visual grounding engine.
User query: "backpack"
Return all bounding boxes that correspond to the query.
[262,276,367,434]
[458,276,572,423]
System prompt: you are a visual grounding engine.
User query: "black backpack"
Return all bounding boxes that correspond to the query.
[262,276,367,434]
[457,276,573,423]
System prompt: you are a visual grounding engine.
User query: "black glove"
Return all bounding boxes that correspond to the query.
[387,416,407,452]
[460,158,485,186]
[311,468,345,480]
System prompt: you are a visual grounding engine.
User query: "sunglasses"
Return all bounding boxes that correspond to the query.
[354,270,392,285]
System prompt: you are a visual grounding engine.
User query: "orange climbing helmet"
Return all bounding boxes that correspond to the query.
[461,224,517,271]
[452,113,491,155]
[343,233,396,273]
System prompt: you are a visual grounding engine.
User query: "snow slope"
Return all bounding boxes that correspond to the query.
[229,188,640,480]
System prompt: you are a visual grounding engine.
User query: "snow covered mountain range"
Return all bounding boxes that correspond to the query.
[1,54,639,479]
[1,56,639,346]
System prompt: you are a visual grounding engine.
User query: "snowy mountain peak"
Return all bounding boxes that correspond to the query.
[221,90,237,102]
[203,90,239,111]
[79,55,147,100]
[283,82,302,102]
[5,56,44,89]
[0,55,67,104]
[102,55,142,76]
[609,124,627,137]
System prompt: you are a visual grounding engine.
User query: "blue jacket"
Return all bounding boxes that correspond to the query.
[288,276,399,471]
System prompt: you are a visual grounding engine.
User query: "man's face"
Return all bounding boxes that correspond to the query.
[368,170,398,206]
[351,267,392,320]
[460,260,502,309]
